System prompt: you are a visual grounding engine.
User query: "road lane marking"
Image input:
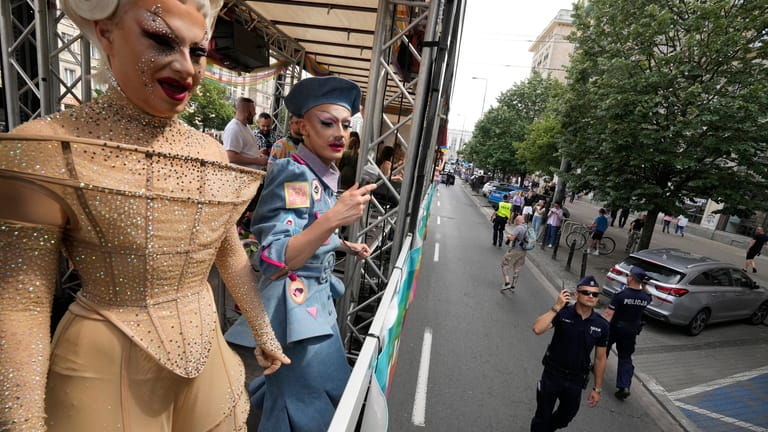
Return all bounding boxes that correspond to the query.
[411,327,433,427]
[674,401,767,431]
[668,366,768,400]
[437,216,441,225]
[437,200,441,206]
[433,243,439,262]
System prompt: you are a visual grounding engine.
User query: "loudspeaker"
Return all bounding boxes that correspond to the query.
[208,19,269,73]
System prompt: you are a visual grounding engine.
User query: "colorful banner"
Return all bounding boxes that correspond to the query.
[372,183,435,396]
[204,62,287,87]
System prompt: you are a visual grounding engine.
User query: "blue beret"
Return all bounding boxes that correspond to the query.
[629,266,648,281]
[577,275,599,288]
[285,76,361,117]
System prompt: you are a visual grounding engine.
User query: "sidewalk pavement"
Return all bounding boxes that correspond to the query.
[463,181,768,432]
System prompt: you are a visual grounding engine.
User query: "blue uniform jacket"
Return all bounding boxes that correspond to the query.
[544,305,610,375]
[609,285,651,330]
[252,146,345,345]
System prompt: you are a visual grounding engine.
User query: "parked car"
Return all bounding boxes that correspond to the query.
[488,185,528,208]
[482,181,504,197]
[602,248,768,336]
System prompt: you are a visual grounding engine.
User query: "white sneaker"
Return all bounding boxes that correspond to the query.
[593,250,600,256]
[585,248,592,253]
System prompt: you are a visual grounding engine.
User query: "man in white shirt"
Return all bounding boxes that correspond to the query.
[223,97,268,170]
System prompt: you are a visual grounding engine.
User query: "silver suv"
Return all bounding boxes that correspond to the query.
[602,248,768,336]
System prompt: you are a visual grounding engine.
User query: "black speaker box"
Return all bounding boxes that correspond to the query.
[208,19,269,73]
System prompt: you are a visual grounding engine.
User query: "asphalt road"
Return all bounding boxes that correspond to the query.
[387,185,680,431]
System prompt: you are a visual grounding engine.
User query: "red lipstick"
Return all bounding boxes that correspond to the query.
[158,77,192,101]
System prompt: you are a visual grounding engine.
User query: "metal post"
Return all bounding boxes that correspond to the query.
[551,228,561,259]
[0,0,20,128]
[565,240,576,271]
[580,249,588,279]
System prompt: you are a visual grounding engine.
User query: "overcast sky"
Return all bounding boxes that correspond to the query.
[449,0,576,132]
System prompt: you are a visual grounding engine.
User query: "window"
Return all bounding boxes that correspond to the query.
[689,268,733,287]
[61,32,72,43]
[621,257,684,284]
[730,269,755,289]
[64,68,77,85]
[90,45,101,59]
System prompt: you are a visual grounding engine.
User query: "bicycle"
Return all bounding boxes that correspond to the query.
[564,225,616,255]
[625,230,641,253]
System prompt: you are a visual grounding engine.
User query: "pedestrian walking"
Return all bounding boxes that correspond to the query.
[618,208,630,228]
[543,202,564,248]
[586,208,609,255]
[603,266,651,400]
[531,276,609,431]
[491,194,512,247]
[500,215,527,292]
[744,226,768,273]
[610,208,619,227]
[675,215,688,237]
[532,200,546,239]
[512,191,525,218]
[661,213,674,233]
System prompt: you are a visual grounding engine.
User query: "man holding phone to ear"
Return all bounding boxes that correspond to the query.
[531,276,609,432]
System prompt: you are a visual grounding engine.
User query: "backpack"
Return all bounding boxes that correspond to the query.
[522,225,537,251]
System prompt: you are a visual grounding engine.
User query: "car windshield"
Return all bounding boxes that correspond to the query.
[621,256,685,284]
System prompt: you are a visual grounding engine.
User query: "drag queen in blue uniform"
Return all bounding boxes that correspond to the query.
[247,76,376,431]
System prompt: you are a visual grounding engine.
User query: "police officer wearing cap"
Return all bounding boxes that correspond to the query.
[531,276,609,431]
[603,266,652,400]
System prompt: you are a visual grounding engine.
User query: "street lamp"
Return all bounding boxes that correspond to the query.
[471,76,488,116]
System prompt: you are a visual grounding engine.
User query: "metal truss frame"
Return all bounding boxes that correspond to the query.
[337,0,466,358]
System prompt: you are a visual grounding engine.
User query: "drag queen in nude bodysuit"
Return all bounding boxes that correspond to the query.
[0,0,288,430]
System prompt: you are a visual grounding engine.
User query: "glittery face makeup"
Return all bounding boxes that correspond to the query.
[300,104,352,165]
[98,0,208,118]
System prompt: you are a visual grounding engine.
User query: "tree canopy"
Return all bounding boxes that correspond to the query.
[561,0,768,248]
[180,78,234,131]
[461,71,564,179]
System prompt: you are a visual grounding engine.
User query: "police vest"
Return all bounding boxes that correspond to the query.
[496,201,512,219]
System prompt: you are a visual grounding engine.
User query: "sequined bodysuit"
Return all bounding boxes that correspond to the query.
[0,87,279,429]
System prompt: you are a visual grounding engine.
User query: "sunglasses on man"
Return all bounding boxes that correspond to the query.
[577,290,600,298]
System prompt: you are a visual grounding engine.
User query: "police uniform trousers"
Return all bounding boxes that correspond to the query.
[492,216,507,246]
[46,305,249,432]
[531,368,584,432]
[607,323,639,389]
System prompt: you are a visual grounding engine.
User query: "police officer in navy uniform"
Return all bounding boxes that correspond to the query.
[531,276,609,431]
[603,266,652,400]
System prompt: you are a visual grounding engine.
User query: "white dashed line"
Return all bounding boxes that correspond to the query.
[411,327,433,427]
[433,243,440,262]
[437,216,441,225]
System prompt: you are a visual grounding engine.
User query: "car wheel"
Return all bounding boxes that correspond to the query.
[748,301,768,325]
[687,309,710,336]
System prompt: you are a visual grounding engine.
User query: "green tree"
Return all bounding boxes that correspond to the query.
[515,112,565,177]
[180,78,234,131]
[461,71,563,182]
[561,0,768,250]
